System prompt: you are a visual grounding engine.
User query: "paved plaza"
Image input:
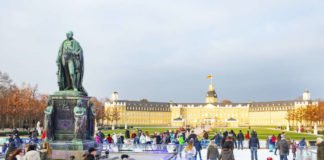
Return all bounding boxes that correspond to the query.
[106,148,316,160]
[0,145,318,160]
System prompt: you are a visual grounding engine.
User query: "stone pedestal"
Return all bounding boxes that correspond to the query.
[45,91,96,150]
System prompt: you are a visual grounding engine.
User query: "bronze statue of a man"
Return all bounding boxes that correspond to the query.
[57,31,87,95]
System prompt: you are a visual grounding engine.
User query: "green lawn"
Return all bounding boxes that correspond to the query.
[209,127,321,141]
[102,127,322,141]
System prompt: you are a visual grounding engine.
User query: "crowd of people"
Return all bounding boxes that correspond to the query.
[266,133,324,160]
[1,127,324,160]
[208,130,324,160]
[1,128,45,159]
[2,139,51,160]
[98,127,324,160]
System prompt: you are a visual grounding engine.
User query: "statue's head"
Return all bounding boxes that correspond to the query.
[66,31,74,40]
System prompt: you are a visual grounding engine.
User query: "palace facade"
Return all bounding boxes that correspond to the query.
[105,84,318,127]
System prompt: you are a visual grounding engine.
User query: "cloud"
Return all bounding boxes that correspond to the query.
[0,0,324,102]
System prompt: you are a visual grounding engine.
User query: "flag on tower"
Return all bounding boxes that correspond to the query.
[207,74,213,79]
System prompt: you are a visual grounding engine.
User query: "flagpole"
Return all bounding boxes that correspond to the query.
[209,74,213,85]
[210,75,213,85]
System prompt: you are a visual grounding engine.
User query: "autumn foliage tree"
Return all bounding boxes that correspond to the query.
[0,71,47,129]
[90,97,105,126]
[286,104,323,127]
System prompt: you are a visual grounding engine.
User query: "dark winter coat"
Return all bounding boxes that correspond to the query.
[215,134,222,144]
[125,129,130,139]
[207,145,220,160]
[237,132,244,141]
[84,154,95,160]
[222,140,234,151]
[98,131,105,143]
[219,148,234,160]
[5,141,17,160]
[186,133,197,142]
[278,139,290,155]
[118,136,124,144]
[249,137,260,148]
[221,137,227,147]
[155,135,161,144]
[317,142,324,160]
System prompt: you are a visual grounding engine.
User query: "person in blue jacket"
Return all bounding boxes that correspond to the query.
[194,138,202,160]
[249,133,260,160]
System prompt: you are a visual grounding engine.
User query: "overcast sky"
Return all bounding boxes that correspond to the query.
[0,0,324,102]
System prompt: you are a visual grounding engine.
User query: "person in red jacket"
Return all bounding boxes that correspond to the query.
[245,131,250,140]
[106,134,113,150]
[106,134,113,144]
[131,132,136,139]
[41,130,46,140]
[269,135,276,152]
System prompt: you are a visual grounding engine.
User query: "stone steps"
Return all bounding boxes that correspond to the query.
[54,133,75,141]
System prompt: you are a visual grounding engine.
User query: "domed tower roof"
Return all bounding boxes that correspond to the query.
[205,74,218,103]
[207,84,217,98]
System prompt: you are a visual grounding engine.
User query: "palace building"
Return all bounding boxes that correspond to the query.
[105,82,318,128]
